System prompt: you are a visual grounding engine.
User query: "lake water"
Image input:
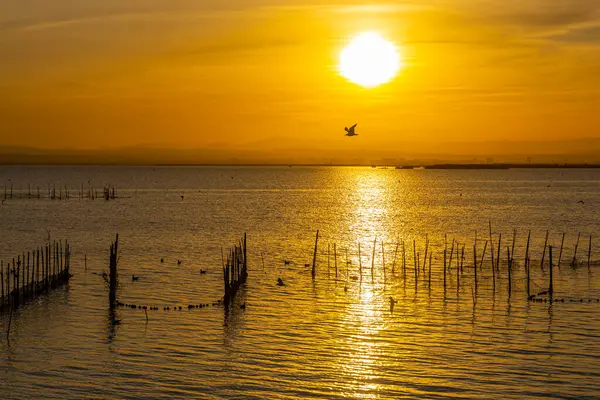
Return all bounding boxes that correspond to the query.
[1,166,600,399]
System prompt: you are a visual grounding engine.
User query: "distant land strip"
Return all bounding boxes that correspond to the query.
[2,161,600,168]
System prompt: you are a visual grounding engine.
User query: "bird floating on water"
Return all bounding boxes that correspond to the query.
[200,269,207,274]
[577,200,585,204]
[344,123,358,137]
[389,296,398,313]
[177,260,182,265]
[277,278,285,286]
[160,258,164,263]
[132,274,139,281]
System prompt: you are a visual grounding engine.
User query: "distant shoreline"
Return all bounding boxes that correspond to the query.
[1,162,600,169]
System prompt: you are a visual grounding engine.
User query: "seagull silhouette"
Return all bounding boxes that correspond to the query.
[344,123,358,137]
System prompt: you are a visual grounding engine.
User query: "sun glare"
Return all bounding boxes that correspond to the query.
[338,32,402,88]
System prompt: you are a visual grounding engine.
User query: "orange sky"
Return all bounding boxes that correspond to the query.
[1,1,600,162]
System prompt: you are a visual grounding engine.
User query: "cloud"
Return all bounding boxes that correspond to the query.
[544,24,600,44]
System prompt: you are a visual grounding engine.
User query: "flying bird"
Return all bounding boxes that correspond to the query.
[344,123,358,137]
[577,200,585,204]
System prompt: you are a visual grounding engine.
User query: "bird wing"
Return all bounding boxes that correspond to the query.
[350,123,358,130]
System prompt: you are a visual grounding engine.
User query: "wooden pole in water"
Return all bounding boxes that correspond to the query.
[26,252,30,299]
[1,262,4,309]
[22,252,26,296]
[391,239,399,275]
[423,234,429,273]
[36,249,39,294]
[30,250,35,295]
[473,244,478,290]
[371,238,376,283]
[549,245,554,298]
[511,229,517,265]
[381,241,386,284]
[524,230,531,268]
[413,240,417,282]
[557,232,565,268]
[109,234,119,307]
[345,247,349,281]
[7,262,11,308]
[572,232,581,267]
[489,221,495,271]
[334,243,338,279]
[448,239,455,272]
[479,240,488,271]
[311,230,319,279]
[428,252,432,289]
[402,239,406,280]
[588,235,592,269]
[456,246,460,296]
[507,247,512,298]
[443,248,447,291]
[540,230,549,270]
[496,234,502,272]
[358,242,363,284]
[16,257,20,306]
[460,244,465,273]
[327,243,331,277]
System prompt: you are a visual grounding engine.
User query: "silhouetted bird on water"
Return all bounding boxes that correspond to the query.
[180,195,184,200]
[578,200,585,204]
[200,269,207,274]
[277,278,285,286]
[160,258,164,263]
[344,123,358,137]
[389,296,398,313]
[132,275,139,281]
[284,260,291,265]
[239,302,246,310]
[177,260,182,265]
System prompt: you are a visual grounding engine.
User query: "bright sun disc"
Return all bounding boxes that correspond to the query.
[339,32,401,88]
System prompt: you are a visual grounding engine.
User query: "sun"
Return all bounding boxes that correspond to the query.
[338,32,402,88]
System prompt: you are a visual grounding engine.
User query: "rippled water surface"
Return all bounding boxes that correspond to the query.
[1,166,600,399]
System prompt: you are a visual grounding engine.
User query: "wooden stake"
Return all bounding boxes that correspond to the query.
[507,247,512,298]
[381,241,385,284]
[311,230,319,279]
[358,242,363,284]
[557,232,565,268]
[489,221,495,271]
[479,240,488,271]
[371,238,376,283]
[540,230,549,270]
[549,245,554,298]
[496,233,501,272]
[334,243,338,279]
[588,235,592,269]
[391,238,399,275]
[413,240,417,282]
[572,232,581,267]
[327,243,331,277]
[511,229,517,264]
